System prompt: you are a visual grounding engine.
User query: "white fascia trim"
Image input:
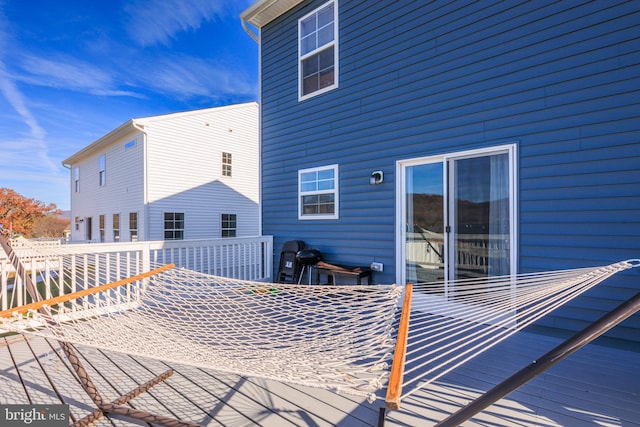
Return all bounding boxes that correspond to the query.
[241,0,305,41]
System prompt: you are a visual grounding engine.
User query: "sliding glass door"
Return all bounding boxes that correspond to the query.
[451,153,511,280]
[400,145,516,288]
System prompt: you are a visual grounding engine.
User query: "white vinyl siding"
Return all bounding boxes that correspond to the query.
[67,102,259,242]
[143,103,259,240]
[68,133,144,242]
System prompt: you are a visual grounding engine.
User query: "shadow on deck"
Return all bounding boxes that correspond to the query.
[0,330,638,426]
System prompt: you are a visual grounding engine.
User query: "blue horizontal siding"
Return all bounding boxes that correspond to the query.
[260,0,640,341]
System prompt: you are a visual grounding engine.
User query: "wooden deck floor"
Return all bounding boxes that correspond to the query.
[1,331,638,426]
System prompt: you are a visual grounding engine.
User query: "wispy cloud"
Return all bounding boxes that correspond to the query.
[123,0,230,47]
[138,55,257,100]
[0,71,46,140]
[15,54,141,97]
[0,6,57,175]
[0,76,59,175]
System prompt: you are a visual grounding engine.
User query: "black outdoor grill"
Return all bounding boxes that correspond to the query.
[296,249,322,284]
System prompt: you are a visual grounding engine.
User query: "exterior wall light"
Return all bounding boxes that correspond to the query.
[370,170,384,185]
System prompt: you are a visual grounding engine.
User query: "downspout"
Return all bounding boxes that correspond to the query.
[241,18,260,43]
[61,162,74,241]
[132,121,150,241]
[258,41,263,238]
[241,14,262,236]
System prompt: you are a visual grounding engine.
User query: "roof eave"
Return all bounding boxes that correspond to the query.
[240,0,304,41]
[61,119,139,166]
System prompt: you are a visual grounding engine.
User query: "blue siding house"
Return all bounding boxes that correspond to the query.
[242,1,640,344]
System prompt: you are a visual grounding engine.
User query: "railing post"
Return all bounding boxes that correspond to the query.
[141,241,151,274]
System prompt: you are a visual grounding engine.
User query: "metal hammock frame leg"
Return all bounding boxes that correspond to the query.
[0,232,199,427]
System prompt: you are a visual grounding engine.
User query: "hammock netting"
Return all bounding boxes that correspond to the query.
[1,263,402,399]
[1,238,637,405]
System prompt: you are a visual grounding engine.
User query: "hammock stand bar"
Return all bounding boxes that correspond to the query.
[73,369,198,427]
[0,232,188,427]
[385,283,413,410]
[435,288,640,427]
[0,263,175,318]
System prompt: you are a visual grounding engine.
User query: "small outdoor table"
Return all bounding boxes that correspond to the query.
[314,261,372,285]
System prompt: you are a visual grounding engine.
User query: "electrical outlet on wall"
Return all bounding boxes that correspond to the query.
[370,262,383,272]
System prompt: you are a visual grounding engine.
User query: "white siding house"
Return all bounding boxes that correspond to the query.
[62,102,260,242]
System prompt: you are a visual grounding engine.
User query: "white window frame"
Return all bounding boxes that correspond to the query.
[113,213,120,242]
[221,213,237,238]
[74,167,80,193]
[99,154,106,186]
[395,144,518,285]
[298,164,339,220]
[164,212,185,240]
[99,214,105,243]
[222,152,232,177]
[298,0,339,101]
[129,212,138,242]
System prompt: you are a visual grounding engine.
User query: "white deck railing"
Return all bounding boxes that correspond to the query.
[0,236,273,312]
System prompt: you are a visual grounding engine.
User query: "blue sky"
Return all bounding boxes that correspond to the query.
[0,0,258,210]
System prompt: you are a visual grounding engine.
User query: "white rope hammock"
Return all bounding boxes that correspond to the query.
[1,238,637,408]
[397,259,639,403]
[1,263,401,400]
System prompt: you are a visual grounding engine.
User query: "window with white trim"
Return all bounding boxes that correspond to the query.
[298,164,339,219]
[164,212,184,240]
[222,152,232,177]
[299,0,338,100]
[74,167,80,192]
[99,214,105,242]
[221,214,237,237]
[129,212,138,241]
[98,154,106,186]
[113,214,120,242]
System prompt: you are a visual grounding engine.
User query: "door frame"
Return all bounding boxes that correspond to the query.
[395,143,518,286]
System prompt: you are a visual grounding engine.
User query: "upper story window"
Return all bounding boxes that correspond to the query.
[74,167,80,192]
[299,0,338,100]
[99,154,106,186]
[298,164,339,219]
[164,212,184,240]
[222,152,232,177]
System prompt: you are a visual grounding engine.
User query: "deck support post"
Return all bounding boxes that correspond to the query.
[377,407,387,427]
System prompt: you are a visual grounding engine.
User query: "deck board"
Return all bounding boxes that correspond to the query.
[0,331,638,426]
[384,331,640,427]
[0,336,31,404]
